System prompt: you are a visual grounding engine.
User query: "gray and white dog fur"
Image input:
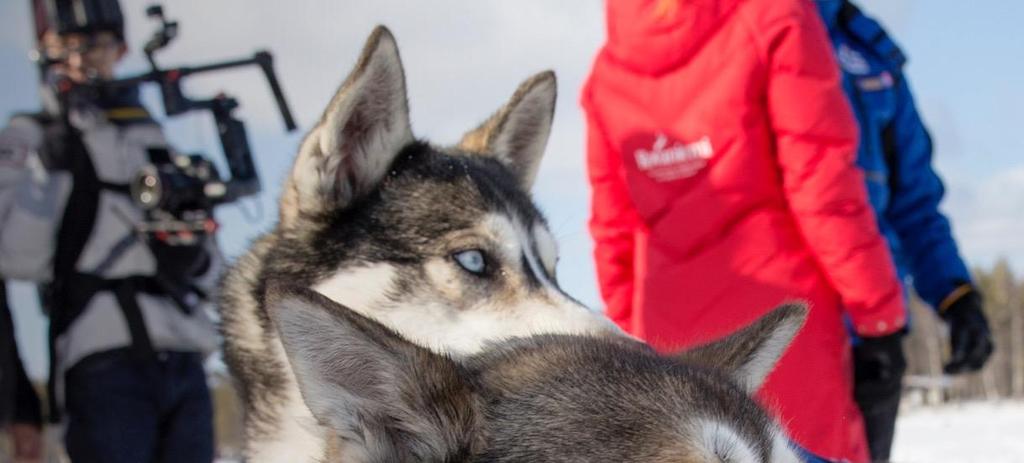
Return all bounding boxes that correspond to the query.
[268,285,808,463]
[219,26,624,461]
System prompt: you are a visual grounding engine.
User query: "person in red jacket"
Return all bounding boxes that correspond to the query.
[582,0,907,461]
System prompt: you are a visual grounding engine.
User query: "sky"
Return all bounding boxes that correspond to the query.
[3,0,1023,380]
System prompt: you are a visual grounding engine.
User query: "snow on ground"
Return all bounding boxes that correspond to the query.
[892,401,1024,463]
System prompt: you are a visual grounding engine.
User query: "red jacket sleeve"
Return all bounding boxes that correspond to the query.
[763,2,905,336]
[583,110,642,331]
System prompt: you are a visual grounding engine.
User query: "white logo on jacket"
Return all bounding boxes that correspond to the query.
[633,134,713,182]
[837,43,870,75]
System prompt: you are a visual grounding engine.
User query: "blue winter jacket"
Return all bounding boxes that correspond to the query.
[816,0,972,311]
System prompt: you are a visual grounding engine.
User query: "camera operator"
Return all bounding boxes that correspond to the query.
[0,1,221,461]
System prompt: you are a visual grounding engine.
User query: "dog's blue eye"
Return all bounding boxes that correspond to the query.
[453,250,487,275]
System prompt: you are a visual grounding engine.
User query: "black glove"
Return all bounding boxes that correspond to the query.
[853,333,905,463]
[941,289,994,375]
[853,332,907,395]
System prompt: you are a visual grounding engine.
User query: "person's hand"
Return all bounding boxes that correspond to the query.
[9,422,42,463]
[853,332,907,390]
[941,289,994,375]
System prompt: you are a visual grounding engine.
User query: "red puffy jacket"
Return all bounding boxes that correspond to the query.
[582,0,906,461]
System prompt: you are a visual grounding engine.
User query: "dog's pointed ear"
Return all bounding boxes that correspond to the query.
[281,25,414,227]
[457,71,557,190]
[266,285,476,461]
[676,303,807,393]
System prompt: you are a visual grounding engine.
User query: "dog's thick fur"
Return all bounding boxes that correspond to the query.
[268,286,807,463]
[219,26,622,461]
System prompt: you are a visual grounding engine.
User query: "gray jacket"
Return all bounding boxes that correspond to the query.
[0,103,220,408]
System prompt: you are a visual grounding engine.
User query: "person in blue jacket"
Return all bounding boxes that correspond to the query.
[815,1,994,461]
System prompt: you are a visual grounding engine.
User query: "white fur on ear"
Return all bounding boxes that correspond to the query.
[730,307,804,392]
[282,26,413,225]
[457,71,557,189]
[677,304,807,393]
[770,430,804,463]
[696,419,759,463]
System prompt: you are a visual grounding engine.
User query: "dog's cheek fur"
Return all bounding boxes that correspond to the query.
[423,257,472,303]
[313,263,401,314]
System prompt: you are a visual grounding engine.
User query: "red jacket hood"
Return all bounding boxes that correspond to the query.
[604,0,741,75]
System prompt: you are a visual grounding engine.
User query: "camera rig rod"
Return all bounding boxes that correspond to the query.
[108,51,297,132]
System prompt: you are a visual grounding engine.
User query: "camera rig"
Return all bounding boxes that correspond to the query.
[114,5,297,214]
[31,1,296,246]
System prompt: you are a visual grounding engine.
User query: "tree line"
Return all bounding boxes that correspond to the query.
[903,259,1024,404]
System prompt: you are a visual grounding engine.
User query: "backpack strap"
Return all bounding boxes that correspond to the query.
[32,115,157,422]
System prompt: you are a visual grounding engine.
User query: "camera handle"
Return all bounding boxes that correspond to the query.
[115,52,297,132]
[138,4,296,130]
[209,95,259,203]
[105,51,298,204]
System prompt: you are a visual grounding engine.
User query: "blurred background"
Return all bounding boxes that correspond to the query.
[2,1,1022,461]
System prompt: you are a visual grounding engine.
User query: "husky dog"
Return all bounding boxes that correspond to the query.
[267,286,808,463]
[219,26,622,461]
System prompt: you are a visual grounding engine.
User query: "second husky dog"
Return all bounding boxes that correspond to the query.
[219,26,622,461]
[269,286,808,462]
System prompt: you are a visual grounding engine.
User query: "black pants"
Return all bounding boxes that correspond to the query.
[854,366,903,462]
[64,349,213,463]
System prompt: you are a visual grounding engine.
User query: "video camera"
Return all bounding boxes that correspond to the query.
[35,1,296,244]
[121,5,297,213]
